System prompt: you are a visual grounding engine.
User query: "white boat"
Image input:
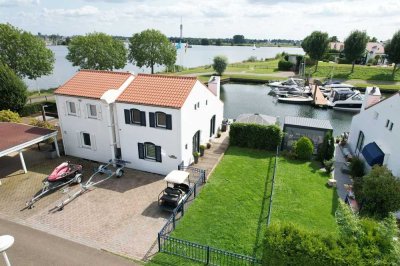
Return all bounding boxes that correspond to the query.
[268,78,306,90]
[277,94,313,104]
[321,83,354,97]
[326,88,363,112]
[252,44,256,50]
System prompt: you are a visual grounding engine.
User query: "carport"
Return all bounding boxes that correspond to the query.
[0,122,59,173]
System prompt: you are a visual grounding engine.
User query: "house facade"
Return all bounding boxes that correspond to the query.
[348,87,400,177]
[55,71,223,175]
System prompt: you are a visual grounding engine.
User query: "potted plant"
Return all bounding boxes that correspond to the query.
[206,142,212,149]
[199,145,206,156]
[193,152,200,164]
[323,159,335,175]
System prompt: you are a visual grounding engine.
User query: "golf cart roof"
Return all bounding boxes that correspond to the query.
[164,170,190,184]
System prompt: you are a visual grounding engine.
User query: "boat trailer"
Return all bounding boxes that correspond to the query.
[48,159,129,213]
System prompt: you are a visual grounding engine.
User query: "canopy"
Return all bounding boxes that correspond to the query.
[362,142,385,166]
[164,170,190,184]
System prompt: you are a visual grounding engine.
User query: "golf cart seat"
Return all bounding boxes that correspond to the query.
[174,183,190,193]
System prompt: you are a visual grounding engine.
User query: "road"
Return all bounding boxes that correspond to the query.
[0,218,140,266]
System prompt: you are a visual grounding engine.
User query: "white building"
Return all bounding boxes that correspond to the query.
[55,70,223,175]
[348,87,400,177]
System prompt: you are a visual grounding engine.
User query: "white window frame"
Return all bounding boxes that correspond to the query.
[155,112,167,128]
[81,132,92,149]
[87,104,98,119]
[67,101,77,116]
[144,142,156,160]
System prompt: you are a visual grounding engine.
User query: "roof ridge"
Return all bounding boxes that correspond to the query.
[137,73,197,80]
[80,69,132,75]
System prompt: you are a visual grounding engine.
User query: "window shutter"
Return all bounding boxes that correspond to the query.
[97,105,102,120]
[76,131,82,147]
[63,102,67,116]
[166,114,172,130]
[90,134,97,151]
[149,112,155,127]
[124,109,131,124]
[155,145,162,162]
[77,103,81,117]
[140,111,146,126]
[138,143,144,159]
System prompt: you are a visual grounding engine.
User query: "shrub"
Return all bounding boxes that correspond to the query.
[294,137,313,160]
[29,118,55,130]
[324,159,335,173]
[349,157,365,178]
[18,101,57,117]
[206,142,211,149]
[304,56,316,66]
[229,123,283,151]
[337,57,351,64]
[247,56,257,62]
[0,110,22,123]
[212,55,228,76]
[317,131,335,162]
[278,60,293,71]
[0,63,28,111]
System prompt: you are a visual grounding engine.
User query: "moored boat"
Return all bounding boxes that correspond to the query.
[277,94,313,104]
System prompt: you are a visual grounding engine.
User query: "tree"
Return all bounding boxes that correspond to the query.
[233,35,245,44]
[212,55,228,76]
[385,30,400,78]
[66,32,127,71]
[370,36,378,42]
[294,136,314,160]
[317,131,335,162]
[200,38,210,45]
[0,63,27,112]
[128,29,176,74]
[356,165,400,219]
[343,30,368,72]
[329,36,338,42]
[301,31,329,71]
[0,23,54,80]
[215,39,222,46]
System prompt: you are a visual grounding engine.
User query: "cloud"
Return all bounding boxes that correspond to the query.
[43,5,99,17]
[83,0,134,3]
[0,0,39,7]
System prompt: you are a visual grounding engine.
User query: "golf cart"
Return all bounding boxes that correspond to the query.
[158,170,190,212]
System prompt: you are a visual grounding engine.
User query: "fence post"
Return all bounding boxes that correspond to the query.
[181,202,185,217]
[206,246,210,265]
[194,183,197,198]
[173,212,176,230]
[158,233,161,252]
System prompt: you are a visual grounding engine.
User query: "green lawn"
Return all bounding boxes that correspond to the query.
[307,62,400,82]
[271,156,339,235]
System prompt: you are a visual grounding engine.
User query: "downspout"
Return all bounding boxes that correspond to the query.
[105,102,117,161]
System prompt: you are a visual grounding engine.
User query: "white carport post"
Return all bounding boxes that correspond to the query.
[19,151,27,174]
[53,136,60,157]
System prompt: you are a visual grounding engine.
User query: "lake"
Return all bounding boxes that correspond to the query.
[222,83,354,136]
[24,45,304,90]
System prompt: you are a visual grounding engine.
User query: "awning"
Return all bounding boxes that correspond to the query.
[362,142,384,166]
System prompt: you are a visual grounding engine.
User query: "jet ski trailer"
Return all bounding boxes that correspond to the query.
[48,159,129,213]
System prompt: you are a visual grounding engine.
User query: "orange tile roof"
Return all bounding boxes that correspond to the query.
[55,70,133,99]
[117,74,198,108]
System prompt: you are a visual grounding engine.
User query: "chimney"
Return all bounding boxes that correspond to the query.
[208,76,220,99]
[361,87,381,110]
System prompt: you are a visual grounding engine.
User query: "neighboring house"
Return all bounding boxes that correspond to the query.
[55,71,224,175]
[116,74,223,175]
[329,42,344,51]
[365,42,385,63]
[348,87,399,177]
[55,70,134,163]
[282,116,333,153]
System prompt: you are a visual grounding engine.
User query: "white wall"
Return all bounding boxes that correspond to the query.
[116,103,182,175]
[180,81,224,166]
[56,95,114,163]
[348,93,400,177]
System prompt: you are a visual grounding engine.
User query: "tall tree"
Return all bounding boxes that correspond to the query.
[329,36,338,42]
[0,63,27,112]
[343,30,368,72]
[301,31,329,71]
[385,30,400,78]
[0,23,54,80]
[66,32,127,71]
[212,55,228,76]
[129,29,176,74]
[233,35,245,44]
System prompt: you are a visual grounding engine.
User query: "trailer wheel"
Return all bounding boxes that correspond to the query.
[74,173,83,184]
[116,169,124,178]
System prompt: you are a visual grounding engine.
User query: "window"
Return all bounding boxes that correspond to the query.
[82,132,91,148]
[356,131,364,152]
[87,104,97,118]
[206,100,208,105]
[156,112,167,128]
[194,104,197,110]
[138,142,162,162]
[67,101,77,116]
[149,112,172,129]
[386,119,390,127]
[131,109,141,124]
[124,109,146,126]
[389,122,394,131]
[197,102,200,108]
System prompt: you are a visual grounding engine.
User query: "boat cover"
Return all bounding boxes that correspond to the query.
[361,142,385,166]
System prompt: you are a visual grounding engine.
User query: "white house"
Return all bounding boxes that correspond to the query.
[55,71,224,175]
[348,87,400,177]
[55,70,134,163]
[116,74,224,175]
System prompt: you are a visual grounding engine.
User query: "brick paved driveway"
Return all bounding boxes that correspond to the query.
[0,153,170,261]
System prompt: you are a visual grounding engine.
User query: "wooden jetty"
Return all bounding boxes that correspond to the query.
[311,84,328,107]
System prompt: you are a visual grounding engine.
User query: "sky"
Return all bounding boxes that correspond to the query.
[0,0,399,41]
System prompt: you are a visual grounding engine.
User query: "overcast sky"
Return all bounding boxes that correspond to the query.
[0,0,398,41]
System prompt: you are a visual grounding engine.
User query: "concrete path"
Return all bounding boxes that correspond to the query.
[0,218,139,266]
[333,145,353,200]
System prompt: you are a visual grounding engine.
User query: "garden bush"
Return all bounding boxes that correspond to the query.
[18,101,57,117]
[0,63,27,112]
[229,123,282,151]
[349,157,365,178]
[0,110,22,123]
[317,131,335,162]
[278,60,293,71]
[294,137,313,160]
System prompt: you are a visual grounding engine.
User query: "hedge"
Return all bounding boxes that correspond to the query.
[229,123,283,151]
[278,60,293,71]
[18,101,57,117]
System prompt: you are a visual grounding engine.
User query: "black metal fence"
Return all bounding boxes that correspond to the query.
[157,165,262,265]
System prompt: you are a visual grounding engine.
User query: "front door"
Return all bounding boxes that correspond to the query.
[192,130,200,153]
[210,115,216,137]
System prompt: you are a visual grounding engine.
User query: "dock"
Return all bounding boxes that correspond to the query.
[311,85,328,107]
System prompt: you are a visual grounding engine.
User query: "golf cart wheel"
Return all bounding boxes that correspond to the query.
[115,168,124,178]
[74,173,83,184]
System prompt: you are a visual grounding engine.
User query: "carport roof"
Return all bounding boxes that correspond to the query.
[284,116,333,130]
[0,122,57,156]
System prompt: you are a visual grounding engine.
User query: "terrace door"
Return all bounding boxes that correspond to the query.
[210,115,216,137]
[192,130,200,153]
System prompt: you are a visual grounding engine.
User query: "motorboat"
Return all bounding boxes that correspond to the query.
[270,86,311,96]
[321,83,354,97]
[268,78,306,90]
[326,88,363,112]
[277,94,313,104]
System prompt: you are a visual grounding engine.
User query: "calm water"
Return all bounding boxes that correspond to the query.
[25,45,304,90]
[222,83,354,136]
